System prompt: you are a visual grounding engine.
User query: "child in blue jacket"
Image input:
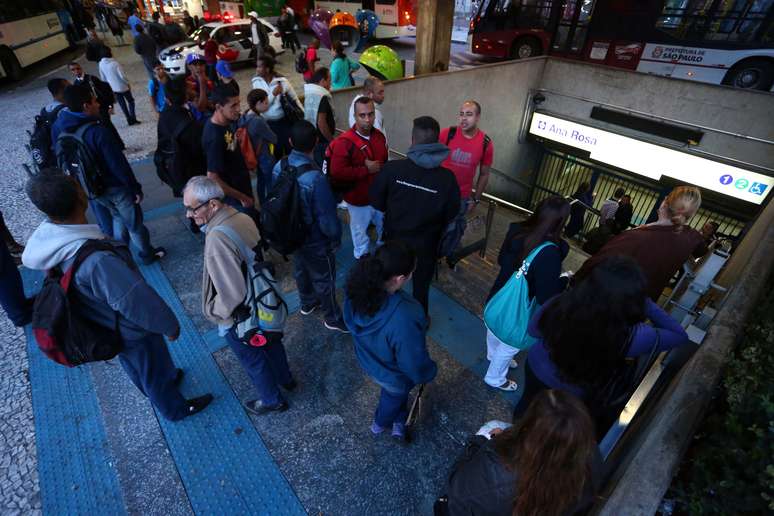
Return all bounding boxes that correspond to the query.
[344,241,437,443]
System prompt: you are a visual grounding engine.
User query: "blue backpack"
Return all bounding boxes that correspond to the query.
[483,242,556,349]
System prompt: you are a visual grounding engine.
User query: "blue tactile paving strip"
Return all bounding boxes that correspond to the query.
[137,262,306,516]
[20,268,126,516]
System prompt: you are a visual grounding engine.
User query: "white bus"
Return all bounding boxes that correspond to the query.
[0,0,75,81]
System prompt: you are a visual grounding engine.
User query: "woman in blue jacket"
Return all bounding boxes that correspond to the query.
[514,255,690,421]
[344,241,437,443]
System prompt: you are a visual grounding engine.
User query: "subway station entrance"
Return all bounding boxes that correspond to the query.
[526,111,771,243]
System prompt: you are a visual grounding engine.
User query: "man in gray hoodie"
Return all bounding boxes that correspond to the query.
[369,116,460,314]
[22,171,213,421]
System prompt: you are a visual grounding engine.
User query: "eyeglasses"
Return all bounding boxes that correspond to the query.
[184,200,211,215]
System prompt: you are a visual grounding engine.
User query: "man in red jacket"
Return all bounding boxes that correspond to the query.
[327,97,389,259]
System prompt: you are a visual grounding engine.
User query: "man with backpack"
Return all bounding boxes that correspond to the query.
[155,78,205,203]
[29,78,70,171]
[22,170,213,421]
[369,116,460,315]
[183,175,296,415]
[53,83,166,265]
[327,96,389,260]
[439,100,494,261]
[270,120,346,333]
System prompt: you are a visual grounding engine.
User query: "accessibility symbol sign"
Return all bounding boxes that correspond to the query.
[735,178,749,190]
[719,174,733,185]
[749,182,768,196]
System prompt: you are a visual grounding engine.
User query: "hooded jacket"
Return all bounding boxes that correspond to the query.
[272,150,341,248]
[52,110,142,194]
[22,222,178,340]
[369,142,460,242]
[344,290,436,393]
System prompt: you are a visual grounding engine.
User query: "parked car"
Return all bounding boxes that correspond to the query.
[158,19,283,76]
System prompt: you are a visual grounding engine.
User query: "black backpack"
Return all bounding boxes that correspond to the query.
[27,105,65,172]
[55,121,106,199]
[295,47,309,73]
[154,112,205,197]
[260,158,313,255]
[31,240,125,367]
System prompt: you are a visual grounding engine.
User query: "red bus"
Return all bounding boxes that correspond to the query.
[469,0,774,90]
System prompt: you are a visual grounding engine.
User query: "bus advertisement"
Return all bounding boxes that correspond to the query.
[469,0,774,90]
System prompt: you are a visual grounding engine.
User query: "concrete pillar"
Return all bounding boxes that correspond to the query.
[415,0,455,75]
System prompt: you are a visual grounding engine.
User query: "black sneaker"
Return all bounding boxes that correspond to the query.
[299,302,321,315]
[182,394,213,419]
[324,319,350,333]
[173,368,184,386]
[243,399,288,416]
[282,379,297,391]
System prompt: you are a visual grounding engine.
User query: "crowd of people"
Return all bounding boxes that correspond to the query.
[0,15,717,514]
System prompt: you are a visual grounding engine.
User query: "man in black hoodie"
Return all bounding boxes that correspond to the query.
[369,116,460,314]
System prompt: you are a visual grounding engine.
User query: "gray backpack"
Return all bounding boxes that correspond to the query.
[212,225,288,338]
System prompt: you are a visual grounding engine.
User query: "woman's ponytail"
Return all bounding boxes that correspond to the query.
[345,241,416,317]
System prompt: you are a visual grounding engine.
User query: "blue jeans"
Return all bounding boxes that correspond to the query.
[292,243,341,323]
[374,386,411,428]
[0,240,30,327]
[89,200,129,243]
[225,329,292,407]
[119,334,188,421]
[94,187,155,261]
[346,203,383,259]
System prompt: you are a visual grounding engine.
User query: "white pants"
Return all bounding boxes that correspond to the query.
[484,329,520,387]
[347,203,383,259]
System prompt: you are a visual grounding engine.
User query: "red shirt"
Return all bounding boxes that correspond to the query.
[576,224,706,301]
[203,39,217,64]
[327,128,389,206]
[303,47,318,81]
[440,127,494,198]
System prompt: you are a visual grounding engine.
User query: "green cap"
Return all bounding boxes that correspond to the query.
[359,45,403,81]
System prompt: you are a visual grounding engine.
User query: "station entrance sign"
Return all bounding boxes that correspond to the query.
[529,112,772,205]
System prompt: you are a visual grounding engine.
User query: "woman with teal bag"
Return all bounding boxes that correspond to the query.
[330,41,361,90]
[483,197,571,391]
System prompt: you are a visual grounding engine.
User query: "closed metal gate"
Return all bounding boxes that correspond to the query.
[530,149,749,240]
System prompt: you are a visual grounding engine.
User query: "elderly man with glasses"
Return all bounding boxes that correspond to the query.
[183,176,296,416]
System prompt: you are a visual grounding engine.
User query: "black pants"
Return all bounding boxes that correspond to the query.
[292,243,341,323]
[284,31,299,53]
[114,90,137,124]
[394,235,438,315]
[512,359,548,421]
[267,118,292,159]
[0,239,30,327]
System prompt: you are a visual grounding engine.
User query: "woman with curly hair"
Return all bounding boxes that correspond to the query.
[344,241,437,443]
